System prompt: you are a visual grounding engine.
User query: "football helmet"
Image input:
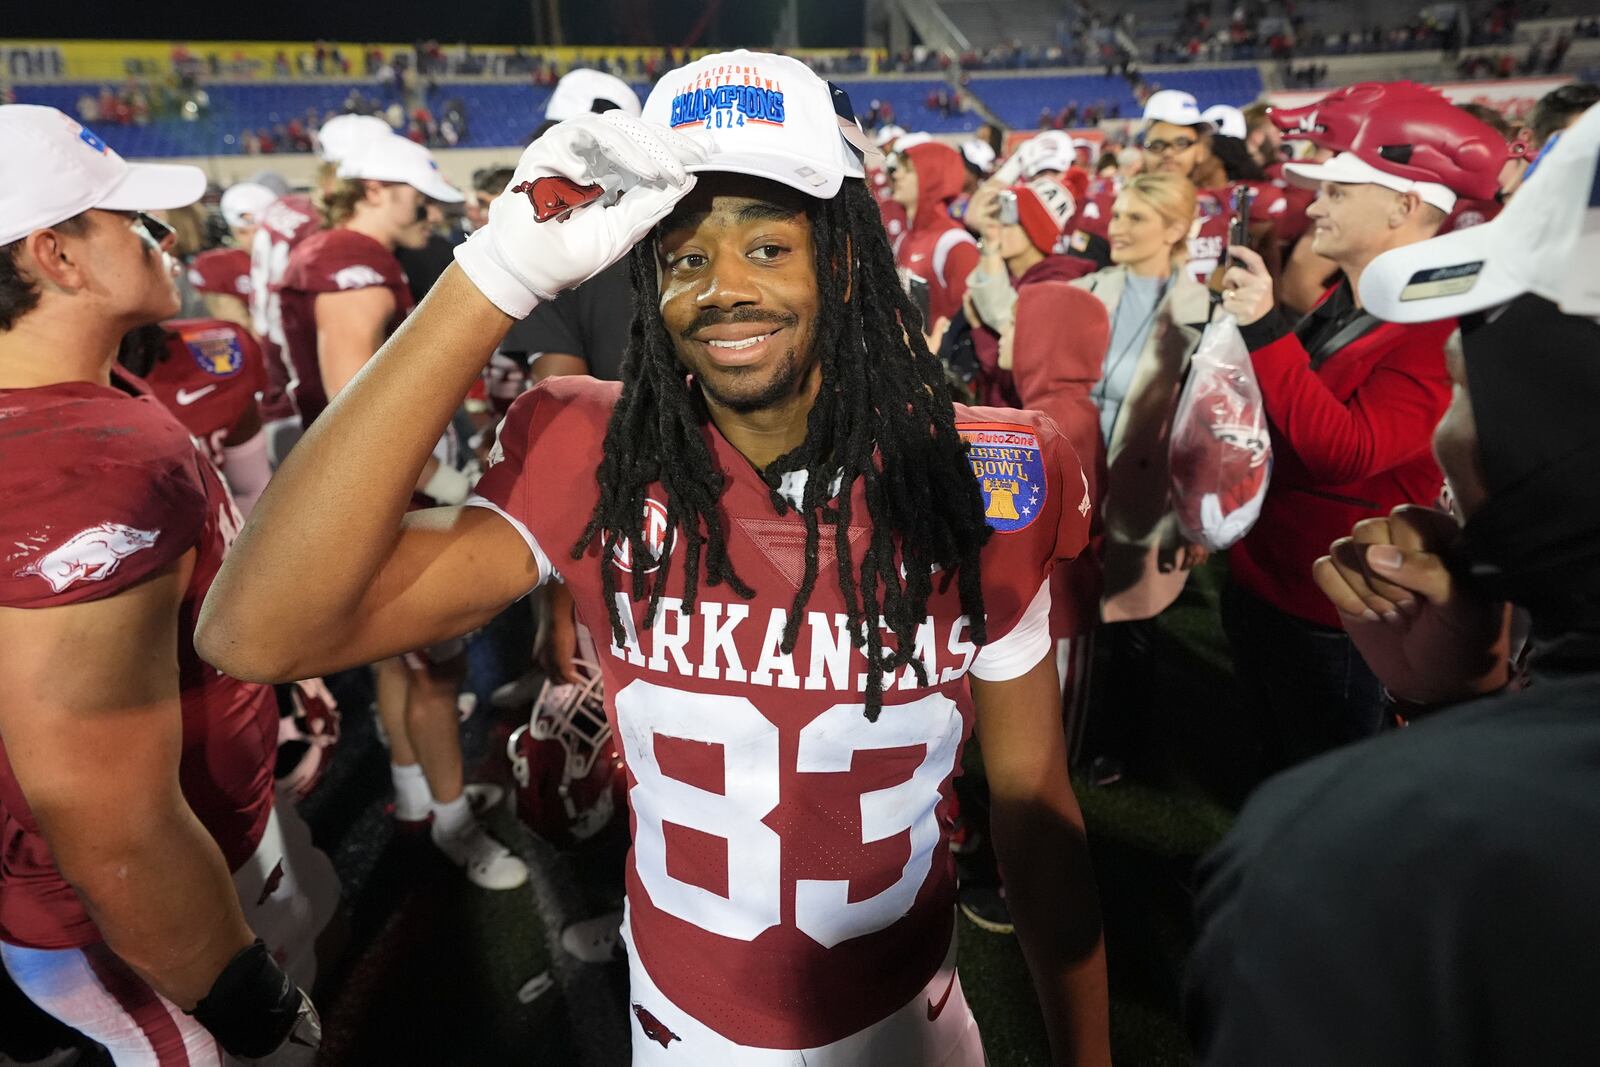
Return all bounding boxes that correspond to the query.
[274,678,340,801]
[507,658,624,847]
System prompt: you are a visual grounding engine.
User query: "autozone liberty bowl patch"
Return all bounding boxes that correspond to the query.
[959,423,1046,533]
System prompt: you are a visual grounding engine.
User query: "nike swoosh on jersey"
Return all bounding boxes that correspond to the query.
[176,385,219,406]
[926,968,958,1021]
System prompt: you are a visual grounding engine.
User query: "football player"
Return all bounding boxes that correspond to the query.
[204,51,1110,1065]
[276,133,529,890]
[0,105,327,1065]
[117,317,272,516]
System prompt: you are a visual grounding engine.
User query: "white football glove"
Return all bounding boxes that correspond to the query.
[454,111,708,318]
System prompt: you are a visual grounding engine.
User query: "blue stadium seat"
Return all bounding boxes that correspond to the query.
[966,67,1263,129]
[833,78,982,134]
[11,70,1259,158]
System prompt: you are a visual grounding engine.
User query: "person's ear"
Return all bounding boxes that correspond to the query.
[22,224,90,294]
[1392,190,1421,228]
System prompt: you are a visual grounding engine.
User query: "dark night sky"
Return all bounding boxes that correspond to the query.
[5,0,865,48]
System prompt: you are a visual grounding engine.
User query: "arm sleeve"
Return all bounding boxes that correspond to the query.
[940,240,982,315]
[0,433,208,609]
[1249,321,1454,485]
[463,383,587,586]
[970,420,1091,659]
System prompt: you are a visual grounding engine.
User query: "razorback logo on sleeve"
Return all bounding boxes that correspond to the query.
[16,522,160,593]
[958,423,1046,533]
[332,264,386,290]
[179,324,245,378]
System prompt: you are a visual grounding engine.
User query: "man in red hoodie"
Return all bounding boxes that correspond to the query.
[1217,99,1505,780]
[889,141,980,330]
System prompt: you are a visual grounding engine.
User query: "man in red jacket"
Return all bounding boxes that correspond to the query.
[1216,100,1504,779]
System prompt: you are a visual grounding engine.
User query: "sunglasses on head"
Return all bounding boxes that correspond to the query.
[1144,136,1198,155]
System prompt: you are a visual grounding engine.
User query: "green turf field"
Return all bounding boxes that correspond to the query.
[959,557,1247,1066]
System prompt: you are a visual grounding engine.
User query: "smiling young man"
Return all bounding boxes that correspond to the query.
[0,105,321,1066]
[200,50,1110,1066]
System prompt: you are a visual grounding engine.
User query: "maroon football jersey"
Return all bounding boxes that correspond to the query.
[141,318,267,467]
[278,227,412,427]
[187,248,252,299]
[0,368,277,950]
[1185,187,1232,286]
[1440,196,1503,234]
[1265,162,1316,244]
[249,195,321,421]
[471,377,1090,1050]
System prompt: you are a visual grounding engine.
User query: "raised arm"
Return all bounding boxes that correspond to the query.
[198,112,706,683]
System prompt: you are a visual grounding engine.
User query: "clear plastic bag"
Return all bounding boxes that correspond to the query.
[1168,311,1272,550]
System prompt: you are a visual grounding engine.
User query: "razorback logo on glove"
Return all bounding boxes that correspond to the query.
[511,176,606,223]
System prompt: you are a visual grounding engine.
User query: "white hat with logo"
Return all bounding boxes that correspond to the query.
[0,104,205,246]
[220,181,277,231]
[337,134,465,203]
[642,49,879,199]
[1203,104,1248,140]
[1360,102,1600,322]
[1144,90,1211,129]
[1020,130,1074,177]
[317,113,394,164]
[546,68,643,121]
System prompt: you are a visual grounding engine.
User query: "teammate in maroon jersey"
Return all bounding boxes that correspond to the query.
[248,192,321,461]
[204,51,1110,1065]
[118,317,272,515]
[0,104,325,1065]
[278,132,530,890]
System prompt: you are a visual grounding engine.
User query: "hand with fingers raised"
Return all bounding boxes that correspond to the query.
[454,111,709,319]
[1313,504,1514,706]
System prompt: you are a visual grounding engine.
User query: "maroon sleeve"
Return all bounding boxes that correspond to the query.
[1249,320,1456,486]
[470,377,620,572]
[962,411,1091,645]
[282,231,405,296]
[0,402,207,609]
[940,239,981,317]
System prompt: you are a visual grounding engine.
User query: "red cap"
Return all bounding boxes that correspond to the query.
[1274,83,1509,202]
[1013,177,1077,255]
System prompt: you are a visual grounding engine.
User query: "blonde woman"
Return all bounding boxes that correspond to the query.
[1071,173,1215,781]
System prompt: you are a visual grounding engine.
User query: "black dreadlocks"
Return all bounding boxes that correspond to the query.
[573,177,993,721]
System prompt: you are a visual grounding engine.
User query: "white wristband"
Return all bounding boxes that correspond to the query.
[453,228,544,320]
[424,463,474,506]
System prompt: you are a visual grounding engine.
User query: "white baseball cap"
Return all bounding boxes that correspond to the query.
[1283,151,1457,213]
[1020,130,1074,177]
[1360,102,1600,323]
[0,104,205,247]
[546,68,643,122]
[961,138,997,174]
[1143,90,1210,129]
[874,123,907,148]
[1203,104,1248,140]
[219,181,277,231]
[317,114,393,164]
[336,134,465,203]
[642,49,878,199]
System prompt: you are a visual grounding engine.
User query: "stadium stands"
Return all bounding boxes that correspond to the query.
[10,75,986,156]
[965,67,1264,130]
